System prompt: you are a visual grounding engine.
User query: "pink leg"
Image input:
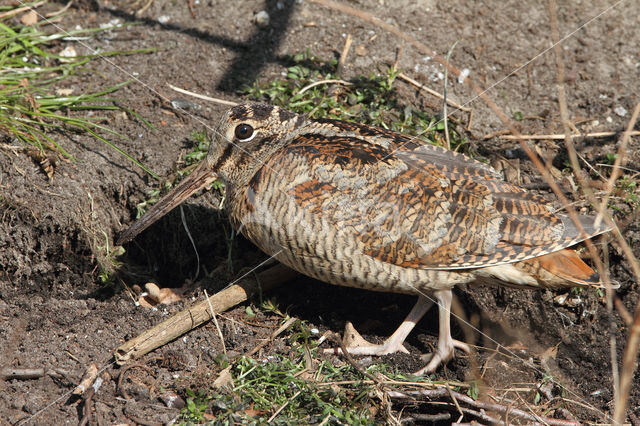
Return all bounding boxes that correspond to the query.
[414,289,470,375]
[325,295,433,356]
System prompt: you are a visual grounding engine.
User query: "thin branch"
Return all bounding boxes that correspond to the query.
[0,1,45,19]
[247,316,297,357]
[298,79,352,95]
[337,33,353,75]
[387,387,581,426]
[495,130,640,140]
[204,289,227,356]
[167,83,238,106]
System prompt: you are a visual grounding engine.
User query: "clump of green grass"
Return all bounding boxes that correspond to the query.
[178,319,375,424]
[176,303,470,424]
[0,11,156,177]
[242,50,467,151]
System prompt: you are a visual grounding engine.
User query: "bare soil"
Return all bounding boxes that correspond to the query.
[1,0,639,423]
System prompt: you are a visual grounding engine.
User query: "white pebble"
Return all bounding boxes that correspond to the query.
[458,68,470,83]
[614,106,628,117]
[255,10,270,27]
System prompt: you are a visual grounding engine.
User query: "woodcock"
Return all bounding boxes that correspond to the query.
[118,103,611,374]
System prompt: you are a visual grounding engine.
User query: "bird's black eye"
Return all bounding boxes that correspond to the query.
[234,124,254,141]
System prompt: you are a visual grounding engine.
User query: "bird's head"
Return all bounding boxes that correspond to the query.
[117,103,305,245]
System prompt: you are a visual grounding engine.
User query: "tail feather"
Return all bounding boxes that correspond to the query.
[534,249,599,286]
[476,248,618,290]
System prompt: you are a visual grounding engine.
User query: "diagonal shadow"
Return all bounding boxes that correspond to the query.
[217,1,297,91]
[104,1,297,92]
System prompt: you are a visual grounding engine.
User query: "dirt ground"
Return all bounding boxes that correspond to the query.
[1,0,639,423]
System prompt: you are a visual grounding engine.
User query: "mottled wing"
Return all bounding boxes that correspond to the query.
[238,123,608,270]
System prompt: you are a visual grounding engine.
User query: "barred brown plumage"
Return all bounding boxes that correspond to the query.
[118,103,612,374]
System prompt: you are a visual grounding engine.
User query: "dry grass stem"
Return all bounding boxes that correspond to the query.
[45,0,73,18]
[204,289,227,356]
[0,1,45,19]
[247,316,297,357]
[267,390,302,423]
[496,130,640,140]
[298,79,352,95]
[337,33,353,74]
[167,83,238,106]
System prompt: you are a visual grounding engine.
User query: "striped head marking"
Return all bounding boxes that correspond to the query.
[205,103,306,187]
[116,103,305,244]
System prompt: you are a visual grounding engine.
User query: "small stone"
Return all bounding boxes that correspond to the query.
[255,11,270,27]
[458,68,470,84]
[614,106,627,117]
[160,391,186,409]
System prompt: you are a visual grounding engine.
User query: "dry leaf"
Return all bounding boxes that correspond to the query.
[244,403,268,417]
[20,10,38,26]
[212,366,233,389]
[138,282,185,307]
[541,343,560,362]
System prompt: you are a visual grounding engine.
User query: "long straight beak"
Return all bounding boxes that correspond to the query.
[117,162,218,245]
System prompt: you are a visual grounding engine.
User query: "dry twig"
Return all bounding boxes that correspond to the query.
[298,79,352,95]
[115,264,298,364]
[397,73,471,115]
[204,288,227,356]
[387,387,581,425]
[495,130,640,140]
[337,33,353,75]
[247,316,297,357]
[0,1,45,19]
[167,83,238,106]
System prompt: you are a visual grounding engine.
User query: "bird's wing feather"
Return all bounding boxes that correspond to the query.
[247,128,609,270]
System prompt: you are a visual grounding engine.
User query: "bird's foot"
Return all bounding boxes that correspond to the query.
[324,321,410,356]
[414,339,471,375]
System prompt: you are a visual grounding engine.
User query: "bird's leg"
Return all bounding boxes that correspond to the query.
[325,295,434,356]
[414,289,470,375]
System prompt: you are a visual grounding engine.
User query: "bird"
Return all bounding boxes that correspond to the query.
[118,103,611,374]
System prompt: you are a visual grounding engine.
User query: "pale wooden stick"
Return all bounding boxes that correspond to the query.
[167,83,238,106]
[0,1,45,19]
[115,264,298,364]
[497,130,640,140]
[298,79,352,95]
[387,388,581,426]
[45,0,73,18]
[204,289,226,356]
[337,33,353,74]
